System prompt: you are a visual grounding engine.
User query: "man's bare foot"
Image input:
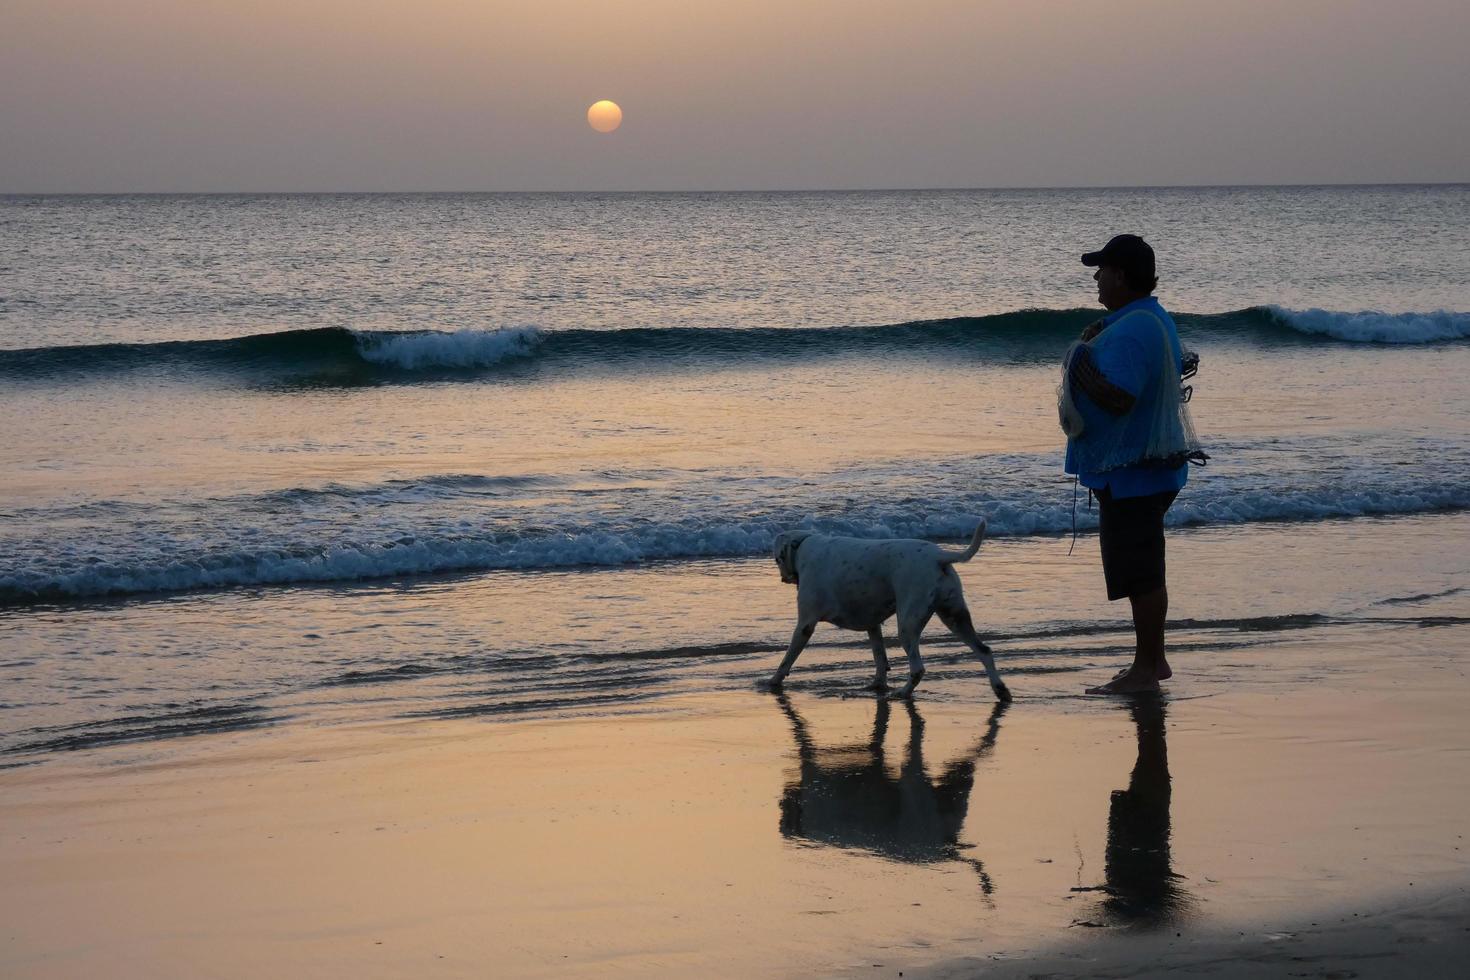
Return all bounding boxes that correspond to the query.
[1087,670,1161,695]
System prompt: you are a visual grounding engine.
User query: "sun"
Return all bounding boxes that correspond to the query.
[587,100,623,134]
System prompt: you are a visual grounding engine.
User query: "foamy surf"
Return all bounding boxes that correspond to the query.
[4,458,1468,603]
[1266,306,1470,343]
[353,326,542,369]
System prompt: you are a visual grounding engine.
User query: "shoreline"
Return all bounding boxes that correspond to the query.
[6,510,1468,761]
[4,615,1468,977]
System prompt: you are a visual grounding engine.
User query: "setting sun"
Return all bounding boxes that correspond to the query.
[586,99,623,133]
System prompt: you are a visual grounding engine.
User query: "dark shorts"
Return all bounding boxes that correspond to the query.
[1096,487,1178,601]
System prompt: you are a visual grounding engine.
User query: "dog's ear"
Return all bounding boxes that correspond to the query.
[774,530,811,584]
[773,532,794,580]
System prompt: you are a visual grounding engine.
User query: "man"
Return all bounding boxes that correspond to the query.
[1064,234,1188,695]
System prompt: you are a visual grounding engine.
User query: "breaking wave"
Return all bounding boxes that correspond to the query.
[1264,306,1470,343]
[4,456,1467,605]
[4,306,1466,386]
[354,326,543,369]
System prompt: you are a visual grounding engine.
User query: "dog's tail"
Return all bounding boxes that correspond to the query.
[937,519,987,566]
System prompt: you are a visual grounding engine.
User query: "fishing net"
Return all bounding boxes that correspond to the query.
[1058,310,1207,473]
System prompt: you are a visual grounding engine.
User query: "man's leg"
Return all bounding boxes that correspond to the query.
[1089,586,1166,694]
[1105,581,1170,681]
[1128,583,1168,679]
[1089,489,1174,695]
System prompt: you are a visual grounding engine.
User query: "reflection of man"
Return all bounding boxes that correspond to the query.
[775,695,1005,884]
[1099,698,1189,927]
[1063,235,1191,695]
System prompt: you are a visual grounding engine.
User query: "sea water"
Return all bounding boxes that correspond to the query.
[2,186,1468,757]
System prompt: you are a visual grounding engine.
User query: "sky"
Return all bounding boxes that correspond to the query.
[2,0,1467,192]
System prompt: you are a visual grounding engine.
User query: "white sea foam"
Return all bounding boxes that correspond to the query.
[5,475,1469,602]
[353,327,543,369]
[1266,306,1470,344]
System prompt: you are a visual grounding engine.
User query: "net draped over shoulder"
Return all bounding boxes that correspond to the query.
[1058,310,1204,474]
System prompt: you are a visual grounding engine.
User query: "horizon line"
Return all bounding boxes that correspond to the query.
[3,180,1468,197]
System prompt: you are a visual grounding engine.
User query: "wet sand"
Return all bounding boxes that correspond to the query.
[3,619,1468,978]
[906,884,1470,979]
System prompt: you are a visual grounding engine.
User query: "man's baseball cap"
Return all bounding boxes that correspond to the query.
[1081,234,1155,278]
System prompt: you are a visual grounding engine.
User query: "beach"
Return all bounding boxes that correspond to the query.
[4,512,1469,977]
[2,187,1469,976]
[3,618,1467,977]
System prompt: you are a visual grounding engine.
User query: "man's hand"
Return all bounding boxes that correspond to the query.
[1068,344,1136,415]
[1080,319,1106,342]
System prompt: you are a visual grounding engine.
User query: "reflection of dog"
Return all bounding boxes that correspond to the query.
[777,694,1006,890]
[769,522,1010,700]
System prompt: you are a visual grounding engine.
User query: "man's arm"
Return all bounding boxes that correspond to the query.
[1068,345,1137,415]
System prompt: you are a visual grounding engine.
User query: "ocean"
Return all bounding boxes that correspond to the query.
[3,186,1469,760]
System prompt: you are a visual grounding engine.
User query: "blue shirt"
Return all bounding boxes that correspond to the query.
[1063,296,1189,499]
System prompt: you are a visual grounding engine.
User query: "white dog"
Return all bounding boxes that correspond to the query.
[769,521,1010,701]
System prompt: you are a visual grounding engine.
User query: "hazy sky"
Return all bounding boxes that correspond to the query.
[3,1,1467,192]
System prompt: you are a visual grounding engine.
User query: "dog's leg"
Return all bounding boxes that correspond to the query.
[888,614,931,700]
[865,627,891,691]
[938,607,1011,702]
[767,620,816,690]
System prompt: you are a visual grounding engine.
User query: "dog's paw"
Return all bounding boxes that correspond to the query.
[993,682,1013,702]
[756,675,786,693]
[863,678,890,693]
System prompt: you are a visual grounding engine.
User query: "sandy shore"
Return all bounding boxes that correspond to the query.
[904,883,1470,979]
[3,619,1469,977]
